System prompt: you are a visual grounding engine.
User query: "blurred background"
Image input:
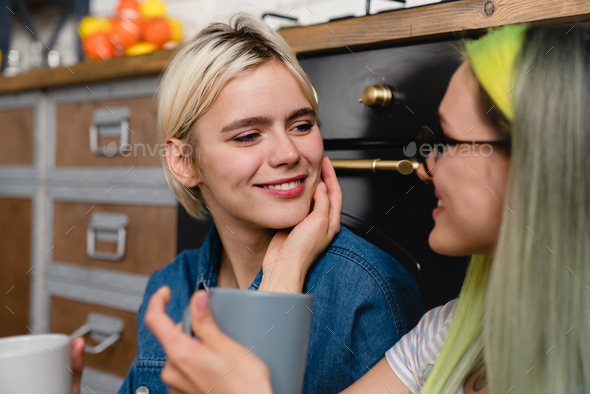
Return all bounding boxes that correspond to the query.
[1,0,443,74]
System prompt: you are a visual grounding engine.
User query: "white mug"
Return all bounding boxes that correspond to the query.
[0,334,72,394]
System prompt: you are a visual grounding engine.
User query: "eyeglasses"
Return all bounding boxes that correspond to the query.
[415,124,511,165]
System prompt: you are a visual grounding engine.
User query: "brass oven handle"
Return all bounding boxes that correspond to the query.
[329,158,419,175]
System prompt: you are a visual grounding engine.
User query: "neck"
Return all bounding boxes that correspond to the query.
[215,218,276,290]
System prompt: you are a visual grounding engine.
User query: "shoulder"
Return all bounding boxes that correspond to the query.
[414,298,458,338]
[141,249,200,311]
[308,226,426,336]
[385,299,458,392]
[323,225,415,281]
[145,249,200,293]
[397,298,457,359]
[135,249,206,360]
[144,224,219,302]
[320,226,422,302]
[140,248,207,323]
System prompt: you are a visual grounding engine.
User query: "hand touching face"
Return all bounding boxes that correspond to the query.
[145,287,273,394]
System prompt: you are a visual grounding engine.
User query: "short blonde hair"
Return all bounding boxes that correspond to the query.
[157,13,318,219]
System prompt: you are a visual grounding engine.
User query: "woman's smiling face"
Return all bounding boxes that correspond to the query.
[182,60,324,230]
[417,62,511,257]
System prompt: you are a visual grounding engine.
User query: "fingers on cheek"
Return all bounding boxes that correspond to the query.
[319,212,330,232]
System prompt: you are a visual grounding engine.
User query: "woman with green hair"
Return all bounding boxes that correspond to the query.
[145,22,590,394]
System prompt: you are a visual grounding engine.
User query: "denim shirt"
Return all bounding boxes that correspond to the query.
[117,224,425,394]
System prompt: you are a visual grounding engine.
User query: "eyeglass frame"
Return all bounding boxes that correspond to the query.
[415,124,511,164]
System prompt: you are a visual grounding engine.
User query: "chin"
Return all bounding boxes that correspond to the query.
[268,215,307,230]
[265,207,310,230]
[428,229,470,257]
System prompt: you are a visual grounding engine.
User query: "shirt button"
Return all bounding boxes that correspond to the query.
[135,386,149,394]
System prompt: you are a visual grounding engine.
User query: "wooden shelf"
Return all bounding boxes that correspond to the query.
[0,48,175,94]
[1,0,588,94]
[280,0,590,54]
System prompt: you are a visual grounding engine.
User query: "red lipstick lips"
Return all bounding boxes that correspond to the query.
[255,175,307,198]
[256,174,307,186]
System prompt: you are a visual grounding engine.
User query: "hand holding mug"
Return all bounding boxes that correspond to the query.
[146,286,273,394]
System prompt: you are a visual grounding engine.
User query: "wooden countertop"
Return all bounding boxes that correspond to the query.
[1,0,589,94]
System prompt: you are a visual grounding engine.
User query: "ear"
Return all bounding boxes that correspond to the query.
[165,138,200,187]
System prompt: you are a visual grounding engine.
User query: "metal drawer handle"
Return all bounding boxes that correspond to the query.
[330,158,419,175]
[89,106,131,156]
[70,313,125,354]
[87,212,129,261]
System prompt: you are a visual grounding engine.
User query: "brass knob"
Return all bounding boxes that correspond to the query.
[359,85,393,109]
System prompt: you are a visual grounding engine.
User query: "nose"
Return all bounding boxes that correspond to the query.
[268,130,301,168]
[417,155,434,182]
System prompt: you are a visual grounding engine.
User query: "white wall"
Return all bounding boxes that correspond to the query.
[5,0,441,74]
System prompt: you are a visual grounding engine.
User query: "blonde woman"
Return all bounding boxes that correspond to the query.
[70,14,425,394]
[145,23,590,394]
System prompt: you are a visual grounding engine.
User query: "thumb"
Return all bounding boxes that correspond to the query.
[190,290,230,350]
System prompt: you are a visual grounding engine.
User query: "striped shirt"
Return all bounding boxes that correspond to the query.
[385,299,460,394]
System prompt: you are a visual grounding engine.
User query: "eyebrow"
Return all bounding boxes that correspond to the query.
[220,107,316,133]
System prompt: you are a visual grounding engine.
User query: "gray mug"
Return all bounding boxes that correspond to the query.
[182,288,314,394]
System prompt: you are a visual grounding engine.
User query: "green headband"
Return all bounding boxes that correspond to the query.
[466,24,528,123]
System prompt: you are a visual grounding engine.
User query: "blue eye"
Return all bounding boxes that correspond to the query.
[234,133,259,143]
[293,123,312,132]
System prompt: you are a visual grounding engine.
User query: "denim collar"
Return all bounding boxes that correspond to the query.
[194,223,263,292]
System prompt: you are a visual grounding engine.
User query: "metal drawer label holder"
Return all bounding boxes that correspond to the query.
[70,312,125,354]
[89,106,131,156]
[87,212,129,261]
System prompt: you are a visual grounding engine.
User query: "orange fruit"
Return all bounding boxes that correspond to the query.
[83,32,118,60]
[143,18,171,48]
[110,17,142,49]
[117,0,141,19]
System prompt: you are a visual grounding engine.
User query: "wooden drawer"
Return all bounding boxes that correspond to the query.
[52,201,176,275]
[0,107,34,165]
[0,198,32,337]
[50,297,137,378]
[55,96,159,168]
